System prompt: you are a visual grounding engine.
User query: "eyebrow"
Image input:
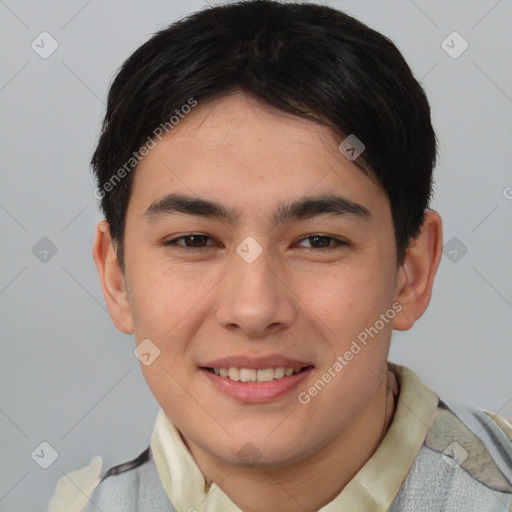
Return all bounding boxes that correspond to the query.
[144,192,371,224]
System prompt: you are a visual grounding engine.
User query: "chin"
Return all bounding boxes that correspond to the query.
[218,435,310,469]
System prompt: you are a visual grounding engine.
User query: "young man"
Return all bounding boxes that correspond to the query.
[47,1,512,511]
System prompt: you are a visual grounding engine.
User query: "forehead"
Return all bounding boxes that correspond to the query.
[127,92,390,225]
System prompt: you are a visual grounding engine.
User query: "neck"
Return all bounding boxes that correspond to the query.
[185,367,398,512]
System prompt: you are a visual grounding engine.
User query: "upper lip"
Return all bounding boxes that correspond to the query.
[201,355,314,370]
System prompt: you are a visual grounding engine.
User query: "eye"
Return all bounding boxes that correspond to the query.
[163,234,218,250]
[162,233,348,251]
[296,235,347,250]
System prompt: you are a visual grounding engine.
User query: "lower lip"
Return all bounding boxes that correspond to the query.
[201,367,314,403]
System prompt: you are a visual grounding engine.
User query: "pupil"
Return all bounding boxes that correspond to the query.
[312,236,329,248]
[187,235,206,247]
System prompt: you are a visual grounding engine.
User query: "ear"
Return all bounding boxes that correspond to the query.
[393,209,443,331]
[92,221,134,334]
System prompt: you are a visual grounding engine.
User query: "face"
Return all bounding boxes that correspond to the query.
[120,92,404,467]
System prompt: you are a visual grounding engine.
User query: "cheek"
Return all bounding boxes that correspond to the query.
[302,261,396,379]
[128,264,194,335]
[127,264,216,376]
[306,260,392,331]
[140,361,192,428]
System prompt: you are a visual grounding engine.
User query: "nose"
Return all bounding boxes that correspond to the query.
[214,240,297,338]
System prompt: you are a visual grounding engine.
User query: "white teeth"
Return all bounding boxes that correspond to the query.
[256,368,274,382]
[211,366,306,382]
[228,367,239,381]
[239,368,257,382]
[274,367,285,379]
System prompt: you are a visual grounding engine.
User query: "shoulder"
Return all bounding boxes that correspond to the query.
[46,448,154,512]
[390,398,512,511]
[81,446,175,511]
[484,409,512,443]
[46,455,103,512]
[424,399,512,492]
[97,446,150,481]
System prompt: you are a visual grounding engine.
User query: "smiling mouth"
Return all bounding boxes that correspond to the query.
[202,365,314,383]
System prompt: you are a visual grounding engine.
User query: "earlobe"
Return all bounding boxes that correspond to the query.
[392,209,443,331]
[92,221,134,334]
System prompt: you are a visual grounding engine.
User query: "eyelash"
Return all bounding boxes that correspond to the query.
[162,234,348,251]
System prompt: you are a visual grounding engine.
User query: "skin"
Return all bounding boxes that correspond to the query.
[93,91,443,511]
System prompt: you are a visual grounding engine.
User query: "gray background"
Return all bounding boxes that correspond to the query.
[0,0,511,510]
